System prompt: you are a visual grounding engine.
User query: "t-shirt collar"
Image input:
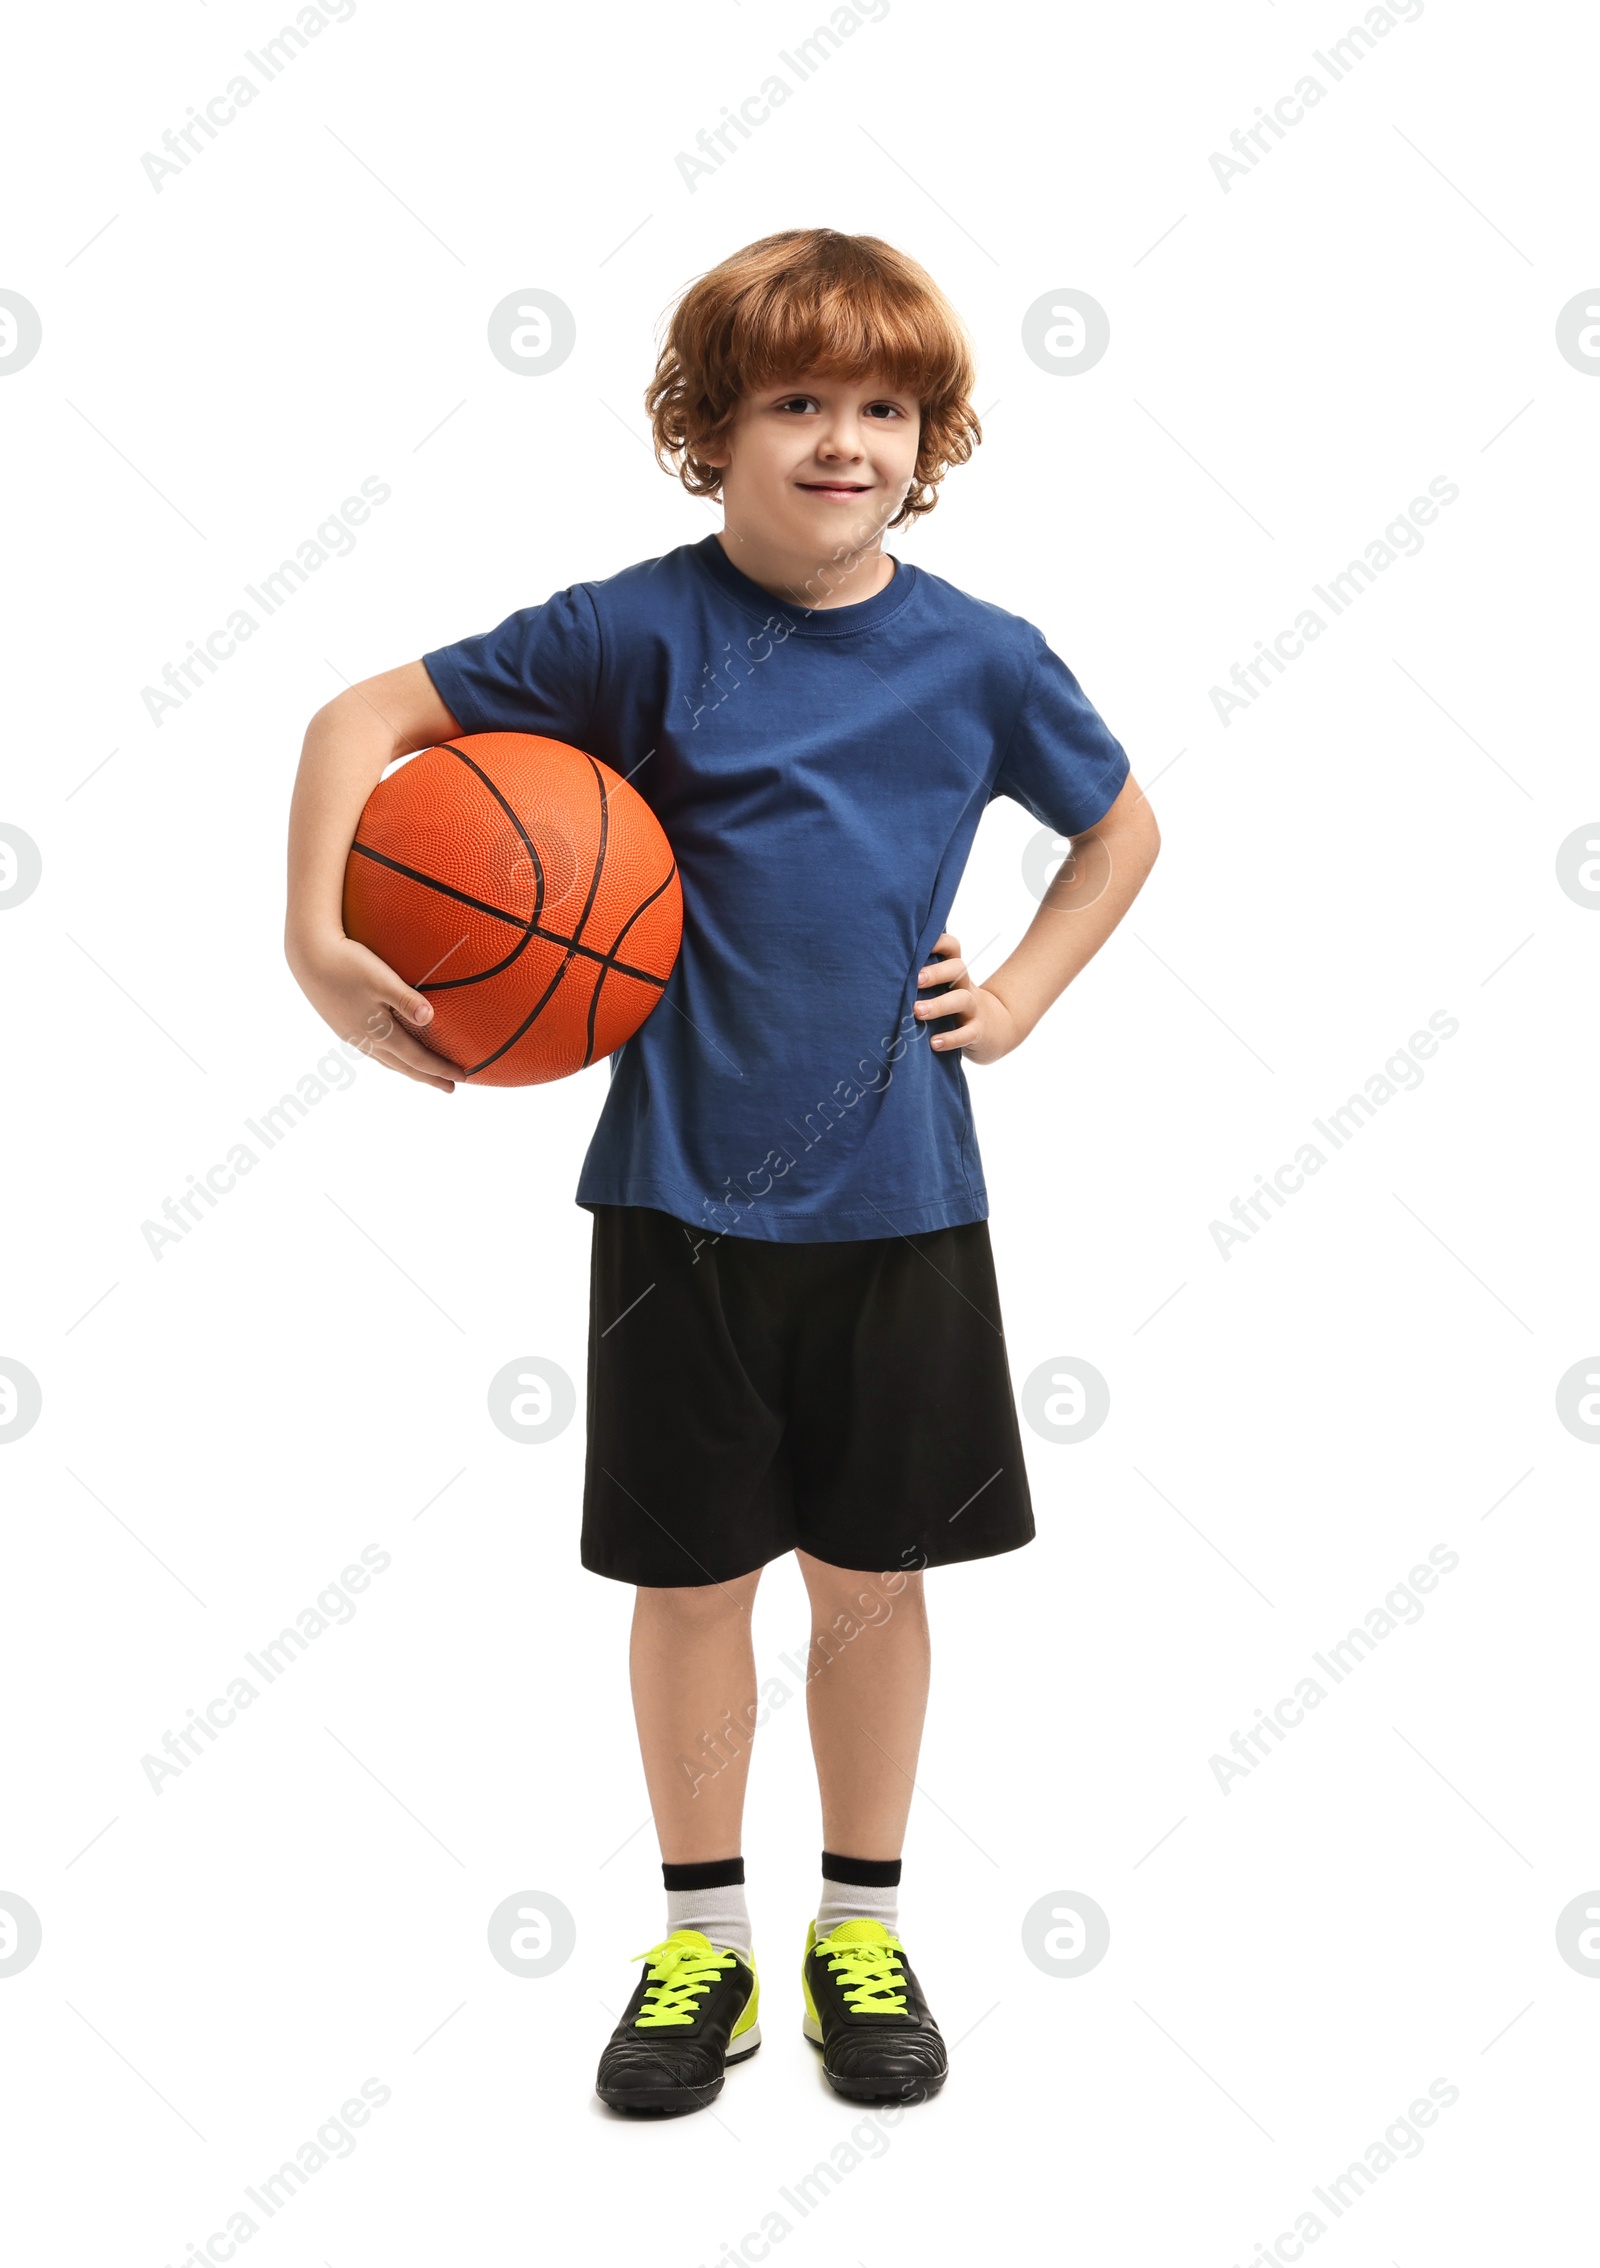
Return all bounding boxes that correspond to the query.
[690,531,917,637]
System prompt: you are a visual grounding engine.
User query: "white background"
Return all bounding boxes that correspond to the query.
[3,0,1597,2260]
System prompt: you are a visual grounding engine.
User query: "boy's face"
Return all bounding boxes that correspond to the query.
[702,370,921,562]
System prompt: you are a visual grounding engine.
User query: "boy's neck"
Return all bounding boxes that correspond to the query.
[714,526,896,613]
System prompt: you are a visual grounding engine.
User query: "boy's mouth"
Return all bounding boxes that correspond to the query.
[798,480,870,496]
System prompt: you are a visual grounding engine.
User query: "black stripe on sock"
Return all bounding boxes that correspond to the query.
[662,1856,745,1892]
[821,1850,902,1888]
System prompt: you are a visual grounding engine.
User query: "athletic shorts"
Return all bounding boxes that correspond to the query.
[580,1204,1036,1588]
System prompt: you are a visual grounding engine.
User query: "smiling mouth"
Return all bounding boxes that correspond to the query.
[799,481,869,492]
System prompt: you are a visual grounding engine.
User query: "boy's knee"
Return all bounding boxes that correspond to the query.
[637,1577,753,1628]
[803,1559,917,1627]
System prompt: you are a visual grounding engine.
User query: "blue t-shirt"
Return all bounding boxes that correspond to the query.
[421,534,1129,1244]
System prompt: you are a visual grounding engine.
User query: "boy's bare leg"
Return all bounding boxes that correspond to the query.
[795,1554,930,1858]
[630,1571,763,1863]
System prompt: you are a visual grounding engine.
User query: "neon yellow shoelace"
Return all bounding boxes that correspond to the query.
[631,1934,737,2029]
[820,1937,908,2016]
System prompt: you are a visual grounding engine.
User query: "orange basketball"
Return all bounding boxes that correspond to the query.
[342,731,681,1086]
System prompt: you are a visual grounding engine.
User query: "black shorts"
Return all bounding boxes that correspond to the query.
[580,1204,1036,1588]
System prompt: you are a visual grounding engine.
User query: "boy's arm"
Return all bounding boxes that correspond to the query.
[914,773,1160,1065]
[285,660,464,1091]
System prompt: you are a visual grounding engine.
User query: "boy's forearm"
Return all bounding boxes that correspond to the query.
[982,787,1159,1043]
[284,696,395,966]
[284,662,459,971]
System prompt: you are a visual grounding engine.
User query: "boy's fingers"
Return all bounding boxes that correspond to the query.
[387,1038,457,1083]
[370,1043,456,1090]
[349,944,436,1031]
[373,993,435,1038]
[361,994,437,1048]
[917,984,972,1018]
[365,1021,458,1083]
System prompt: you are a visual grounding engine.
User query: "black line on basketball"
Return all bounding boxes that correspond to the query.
[346,842,667,989]
[393,739,555,996]
[440,741,547,930]
[349,838,526,930]
[465,752,614,1077]
[570,753,612,951]
[583,863,678,1068]
[424,917,562,993]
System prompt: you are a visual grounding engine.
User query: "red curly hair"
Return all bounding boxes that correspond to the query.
[645,229,982,528]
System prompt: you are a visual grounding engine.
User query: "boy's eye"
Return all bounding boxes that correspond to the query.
[771,397,907,418]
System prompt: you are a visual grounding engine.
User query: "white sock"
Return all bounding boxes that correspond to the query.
[666,1881,751,1958]
[817,1870,899,1938]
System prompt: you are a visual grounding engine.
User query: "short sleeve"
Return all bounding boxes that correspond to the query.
[990,633,1130,836]
[421,581,601,743]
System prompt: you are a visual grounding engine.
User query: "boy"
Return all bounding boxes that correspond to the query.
[285,227,1159,2115]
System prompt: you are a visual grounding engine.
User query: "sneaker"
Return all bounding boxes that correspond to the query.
[595,1928,760,2115]
[801,1918,948,2103]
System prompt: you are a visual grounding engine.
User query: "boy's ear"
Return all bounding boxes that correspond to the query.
[696,416,736,471]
